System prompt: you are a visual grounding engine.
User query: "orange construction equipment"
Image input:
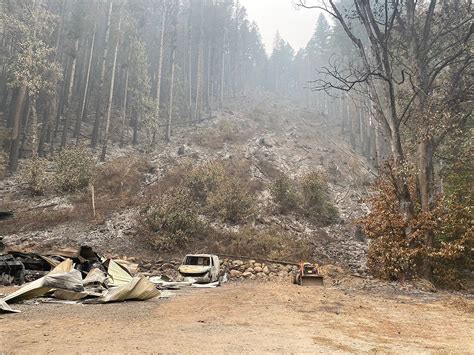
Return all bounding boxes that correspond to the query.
[292,261,324,286]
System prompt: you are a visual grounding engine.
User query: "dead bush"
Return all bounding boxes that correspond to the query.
[221,158,265,193]
[94,156,149,196]
[17,158,50,196]
[55,146,94,192]
[188,119,250,149]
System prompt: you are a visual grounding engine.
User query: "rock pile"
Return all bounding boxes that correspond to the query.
[136,257,298,282]
[221,258,298,281]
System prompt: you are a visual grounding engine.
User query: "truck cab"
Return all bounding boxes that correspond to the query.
[178,254,220,284]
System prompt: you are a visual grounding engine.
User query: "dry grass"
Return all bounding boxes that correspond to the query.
[94,156,150,196]
[186,224,312,261]
[0,207,76,235]
[188,119,252,149]
[0,156,151,235]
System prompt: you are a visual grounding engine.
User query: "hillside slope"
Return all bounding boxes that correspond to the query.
[0,94,374,274]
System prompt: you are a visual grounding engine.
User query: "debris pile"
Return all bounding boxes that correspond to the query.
[0,246,160,314]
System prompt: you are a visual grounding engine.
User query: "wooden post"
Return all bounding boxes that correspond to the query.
[91,184,96,217]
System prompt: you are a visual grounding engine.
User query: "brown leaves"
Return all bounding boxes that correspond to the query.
[360,171,472,287]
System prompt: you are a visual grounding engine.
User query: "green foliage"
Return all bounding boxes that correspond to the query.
[55,147,94,192]
[270,175,301,213]
[301,171,339,224]
[17,158,50,195]
[207,179,255,224]
[1,4,61,95]
[0,151,7,179]
[439,127,473,206]
[141,187,204,251]
[270,171,339,225]
[183,161,225,204]
[222,226,311,260]
[139,159,259,250]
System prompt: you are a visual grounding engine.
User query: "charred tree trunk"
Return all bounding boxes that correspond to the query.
[100,8,121,162]
[8,85,27,172]
[74,18,97,142]
[91,0,113,148]
[120,50,131,146]
[166,45,176,142]
[153,9,166,145]
[60,37,79,149]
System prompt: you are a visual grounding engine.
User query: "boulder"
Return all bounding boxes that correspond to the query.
[230,270,242,278]
[254,266,263,273]
[259,137,274,148]
[263,266,270,275]
[177,145,187,155]
[319,264,345,277]
[232,260,244,266]
[160,263,175,270]
[254,263,262,268]
[242,272,253,278]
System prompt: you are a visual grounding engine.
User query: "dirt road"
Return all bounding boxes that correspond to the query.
[1,281,473,353]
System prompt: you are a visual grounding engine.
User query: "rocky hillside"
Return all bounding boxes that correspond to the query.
[0,94,375,275]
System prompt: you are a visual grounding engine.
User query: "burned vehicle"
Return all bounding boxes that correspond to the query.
[178,254,220,284]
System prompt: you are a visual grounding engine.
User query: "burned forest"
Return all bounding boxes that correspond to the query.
[0,0,473,353]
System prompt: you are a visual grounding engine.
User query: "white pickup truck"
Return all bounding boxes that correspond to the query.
[177,254,220,284]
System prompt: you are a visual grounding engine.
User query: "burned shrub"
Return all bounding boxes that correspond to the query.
[95,156,149,196]
[55,147,94,192]
[17,158,50,196]
[188,119,250,149]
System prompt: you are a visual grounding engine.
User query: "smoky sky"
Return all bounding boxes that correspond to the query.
[240,0,323,54]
